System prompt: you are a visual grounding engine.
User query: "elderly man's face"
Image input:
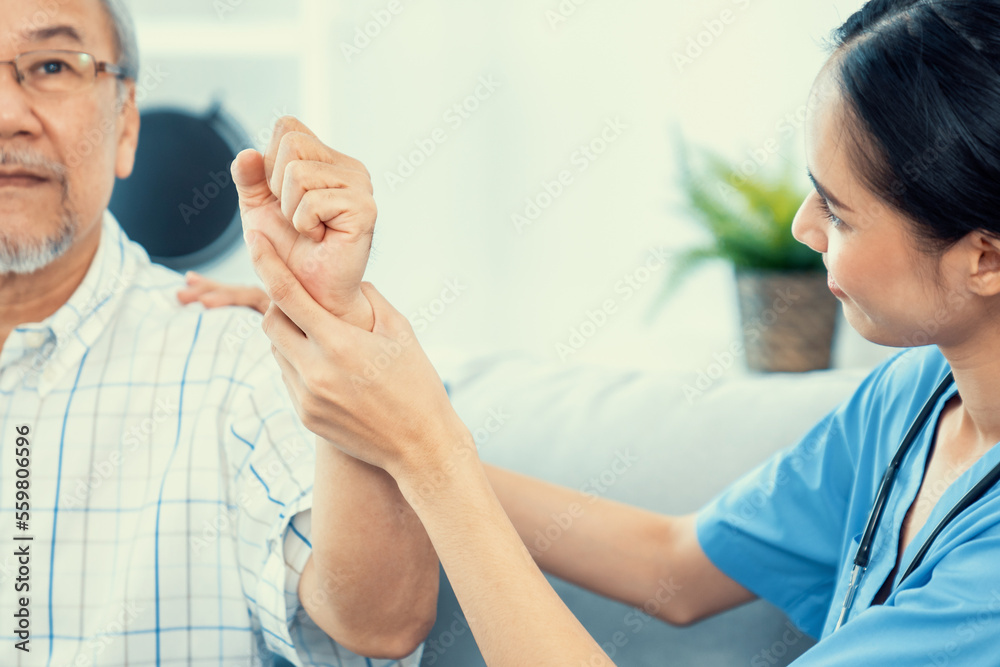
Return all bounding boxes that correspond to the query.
[0,0,139,275]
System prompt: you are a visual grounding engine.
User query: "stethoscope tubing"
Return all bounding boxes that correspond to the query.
[832,370,1000,631]
[853,371,956,572]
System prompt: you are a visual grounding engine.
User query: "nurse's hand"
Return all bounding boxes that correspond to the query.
[245,228,474,478]
[176,271,270,314]
[232,116,376,332]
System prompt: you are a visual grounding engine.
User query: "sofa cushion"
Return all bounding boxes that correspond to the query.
[420,350,869,666]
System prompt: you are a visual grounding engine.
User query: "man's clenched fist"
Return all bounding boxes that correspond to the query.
[232,116,376,331]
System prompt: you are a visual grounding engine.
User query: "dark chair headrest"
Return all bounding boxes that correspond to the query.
[109,103,252,271]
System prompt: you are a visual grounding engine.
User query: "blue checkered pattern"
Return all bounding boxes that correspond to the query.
[0,211,423,667]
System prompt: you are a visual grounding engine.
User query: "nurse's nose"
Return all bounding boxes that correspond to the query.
[791,192,829,254]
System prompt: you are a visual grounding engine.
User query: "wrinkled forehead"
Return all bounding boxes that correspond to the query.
[0,0,115,59]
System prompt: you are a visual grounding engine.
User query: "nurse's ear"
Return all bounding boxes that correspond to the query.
[963,231,1000,297]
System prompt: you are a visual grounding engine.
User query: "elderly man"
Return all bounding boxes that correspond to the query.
[0,0,438,665]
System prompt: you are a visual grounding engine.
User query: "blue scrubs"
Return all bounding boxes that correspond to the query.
[696,345,1000,665]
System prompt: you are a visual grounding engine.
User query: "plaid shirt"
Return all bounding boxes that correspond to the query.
[0,211,423,667]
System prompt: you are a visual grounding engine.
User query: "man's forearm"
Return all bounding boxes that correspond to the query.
[299,436,439,659]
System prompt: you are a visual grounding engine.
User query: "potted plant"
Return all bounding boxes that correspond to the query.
[653,136,839,372]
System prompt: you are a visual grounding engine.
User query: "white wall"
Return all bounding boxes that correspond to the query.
[126,0,897,376]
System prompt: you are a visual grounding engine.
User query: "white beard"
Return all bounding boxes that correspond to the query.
[0,147,75,275]
[0,211,78,275]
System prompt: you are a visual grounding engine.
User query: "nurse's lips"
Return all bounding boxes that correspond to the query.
[828,272,847,298]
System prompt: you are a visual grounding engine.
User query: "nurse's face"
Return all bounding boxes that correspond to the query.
[791,65,974,349]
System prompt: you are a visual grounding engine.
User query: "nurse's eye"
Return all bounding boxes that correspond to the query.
[818,197,845,229]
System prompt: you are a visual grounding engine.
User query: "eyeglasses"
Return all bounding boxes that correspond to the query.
[0,50,128,95]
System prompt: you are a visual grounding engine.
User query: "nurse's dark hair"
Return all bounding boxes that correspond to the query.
[830,0,1000,253]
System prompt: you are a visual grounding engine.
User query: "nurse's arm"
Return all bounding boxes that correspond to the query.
[174,279,754,626]
[483,464,758,626]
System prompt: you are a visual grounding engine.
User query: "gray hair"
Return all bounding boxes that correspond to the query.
[98,0,139,80]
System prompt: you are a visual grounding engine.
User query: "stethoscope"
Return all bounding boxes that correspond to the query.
[834,370,1000,631]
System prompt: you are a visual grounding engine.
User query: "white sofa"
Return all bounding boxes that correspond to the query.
[419,350,871,667]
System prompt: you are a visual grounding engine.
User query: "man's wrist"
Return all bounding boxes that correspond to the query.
[326,290,375,332]
[320,436,383,472]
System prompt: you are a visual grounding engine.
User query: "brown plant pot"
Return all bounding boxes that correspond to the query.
[734,269,839,373]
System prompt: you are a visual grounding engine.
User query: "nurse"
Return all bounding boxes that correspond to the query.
[184,0,1000,663]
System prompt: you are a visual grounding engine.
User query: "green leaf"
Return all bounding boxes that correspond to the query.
[650,132,824,319]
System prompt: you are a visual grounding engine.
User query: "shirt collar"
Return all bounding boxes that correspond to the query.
[2,210,147,397]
